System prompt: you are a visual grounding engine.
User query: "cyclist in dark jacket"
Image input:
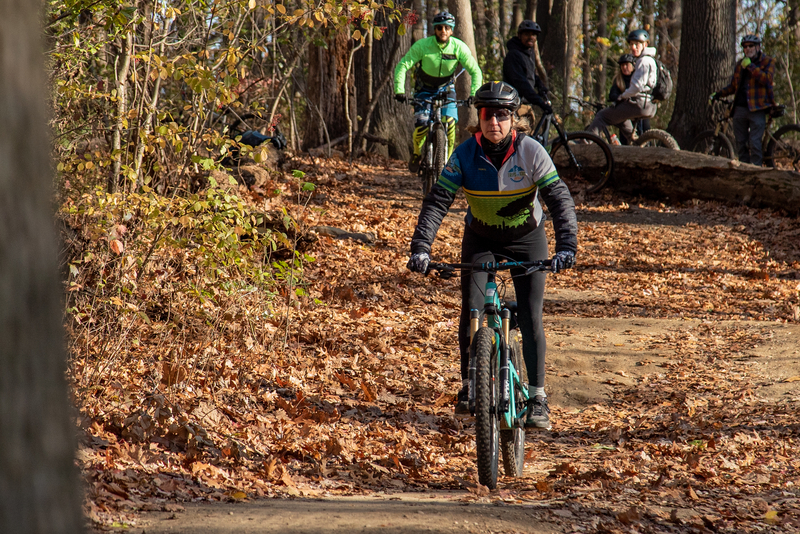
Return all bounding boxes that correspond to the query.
[710,34,775,166]
[502,20,552,116]
[406,82,578,430]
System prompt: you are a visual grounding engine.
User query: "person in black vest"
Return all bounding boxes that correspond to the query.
[503,20,552,117]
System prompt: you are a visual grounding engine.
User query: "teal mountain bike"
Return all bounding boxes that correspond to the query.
[427,259,554,489]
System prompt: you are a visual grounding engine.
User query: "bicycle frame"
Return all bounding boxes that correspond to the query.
[467,267,526,430]
[414,90,453,174]
[430,260,552,427]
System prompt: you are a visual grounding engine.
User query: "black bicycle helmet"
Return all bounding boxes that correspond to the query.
[627,29,649,43]
[517,20,541,34]
[473,81,520,111]
[432,11,456,28]
[741,34,762,46]
[617,53,635,65]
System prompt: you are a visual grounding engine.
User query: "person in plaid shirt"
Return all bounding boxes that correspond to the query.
[710,34,775,166]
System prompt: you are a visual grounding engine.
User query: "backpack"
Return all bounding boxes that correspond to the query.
[650,57,673,103]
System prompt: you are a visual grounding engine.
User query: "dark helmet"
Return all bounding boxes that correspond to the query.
[517,20,541,34]
[617,53,635,65]
[627,29,649,43]
[741,34,762,46]
[473,81,520,111]
[432,11,456,28]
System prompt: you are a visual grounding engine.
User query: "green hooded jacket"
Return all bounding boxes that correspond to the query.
[394,36,482,95]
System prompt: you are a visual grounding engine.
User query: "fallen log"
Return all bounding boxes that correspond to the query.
[603,146,800,214]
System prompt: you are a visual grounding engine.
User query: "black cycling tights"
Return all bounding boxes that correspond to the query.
[458,224,548,388]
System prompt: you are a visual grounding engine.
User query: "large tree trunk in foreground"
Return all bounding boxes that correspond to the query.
[0,1,84,533]
[607,147,800,213]
[667,0,735,149]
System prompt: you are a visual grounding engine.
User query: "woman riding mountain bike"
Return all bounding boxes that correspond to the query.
[406,81,578,430]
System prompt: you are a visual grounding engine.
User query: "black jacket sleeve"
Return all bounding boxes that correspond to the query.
[503,52,547,109]
[538,179,578,254]
[409,183,457,255]
[608,83,622,103]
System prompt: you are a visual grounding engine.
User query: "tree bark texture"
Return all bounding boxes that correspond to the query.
[541,0,582,114]
[605,147,800,214]
[412,0,425,42]
[582,0,591,98]
[657,0,681,71]
[449,0,480,141]
[303,33,354,149]
[472,0,488,58]
[535,0,551,42]
[641,0,655,35]
[593,0,608,102]
[788,0,800,45]
[667,0,735,148]
[355,17,413,159]
[0,2,85,533]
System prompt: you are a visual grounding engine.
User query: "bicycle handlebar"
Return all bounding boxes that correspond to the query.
[411,96,471,107]
[569,96,604,112]
[426,260,554,278]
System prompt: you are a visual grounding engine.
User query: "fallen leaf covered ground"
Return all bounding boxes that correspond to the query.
[70,153,800,533]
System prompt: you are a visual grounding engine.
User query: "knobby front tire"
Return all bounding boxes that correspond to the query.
[500,331,526,477]
[473,327,500,489]
[422,125,447,197]
[634,129,680,149]
[690,130,736,160]
[766,124,800,172]
[550,131,614,195]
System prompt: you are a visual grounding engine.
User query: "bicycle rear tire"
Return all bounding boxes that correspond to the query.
[550,131,614,194]
[500,331,526,477]
[689,130,736,159]
[421,125,447,197]
[473,327,500,489]
[633,129,680,149]
[765,124,800,171]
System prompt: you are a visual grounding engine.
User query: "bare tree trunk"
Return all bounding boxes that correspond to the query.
[500,0,510,42]
[303,34,353,149]
[535,0,550,40]
[449,0,480,141]
[110,32,132,193]
[472,0,488,57]
[355,16,412,158]
[582,0,591,98]
[412,0,425,41]
[787,0,800,44]
[667,0,735,148]
[512,0,524,30]
[541,0,582,113]
[0,2,85,533]
[641,0,655,34]
[657,0,682,72]
[593,0,608,102]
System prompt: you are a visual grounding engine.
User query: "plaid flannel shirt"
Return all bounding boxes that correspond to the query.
[718,53,775,112]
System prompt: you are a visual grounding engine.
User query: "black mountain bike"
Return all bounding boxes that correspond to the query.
[570,96,680,149]
[408,89,470,197]
[521,94,614,194]
[690,100,800,171]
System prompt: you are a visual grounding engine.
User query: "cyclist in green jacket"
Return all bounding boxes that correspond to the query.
[394,11,483,173]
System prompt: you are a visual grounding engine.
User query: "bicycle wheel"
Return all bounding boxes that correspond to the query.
[690,130,736,159]
[550,131,614,194]
[473,326,500,489]
[765,124,800,171]
[633,129,680,149]
[500,331,526,477]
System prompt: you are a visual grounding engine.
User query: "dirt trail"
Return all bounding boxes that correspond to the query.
[132,158,800,534]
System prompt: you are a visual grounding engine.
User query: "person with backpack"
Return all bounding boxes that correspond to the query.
[587,29,659,144]
[709,34,775,166]
[394,11,483,173]
[608,54,650,144]
[502,20,552,118]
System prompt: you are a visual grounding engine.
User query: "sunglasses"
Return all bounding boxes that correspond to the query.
[743,43,756,49]
[480,108,512,121]
[434,25,452,31]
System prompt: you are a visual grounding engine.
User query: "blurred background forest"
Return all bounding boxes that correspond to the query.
[47,0,799,182]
